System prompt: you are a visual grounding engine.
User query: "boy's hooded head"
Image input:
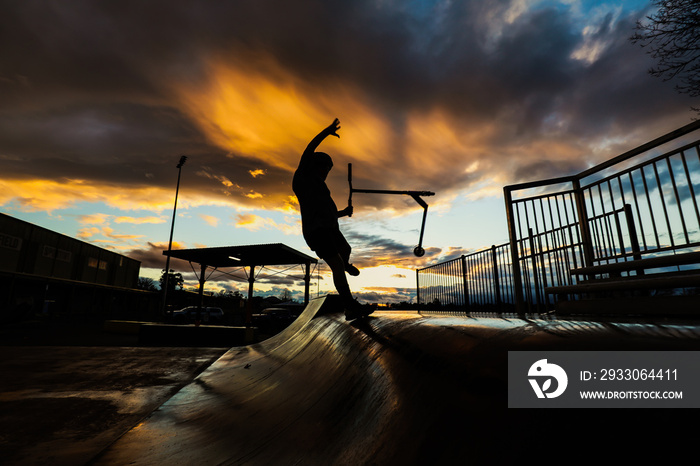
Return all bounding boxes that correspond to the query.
[312,151,333,179]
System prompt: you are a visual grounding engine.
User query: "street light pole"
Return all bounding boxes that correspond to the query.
[162,155,187,314]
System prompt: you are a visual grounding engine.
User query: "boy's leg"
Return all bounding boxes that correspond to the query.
[335,230,360,276]
[324,253,353,303]
[323,252,371,321]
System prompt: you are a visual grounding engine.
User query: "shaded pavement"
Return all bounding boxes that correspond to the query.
[94,296,700,464]
[3,296,700,464]
[0,323,228,465]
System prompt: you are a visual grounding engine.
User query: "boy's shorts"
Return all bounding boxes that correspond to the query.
[306,227,351,261]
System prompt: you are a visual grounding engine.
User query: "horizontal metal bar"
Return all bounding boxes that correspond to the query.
[503,175,576,193]
[511,188,578,204]
[351,188,435,197]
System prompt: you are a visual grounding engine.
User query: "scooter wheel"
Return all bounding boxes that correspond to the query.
[414,246,425,257]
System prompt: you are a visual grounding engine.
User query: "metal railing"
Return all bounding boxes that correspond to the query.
[416,243,516,313]
[417,120,700,314]
[505,120,700,312]
[416,255,467,310]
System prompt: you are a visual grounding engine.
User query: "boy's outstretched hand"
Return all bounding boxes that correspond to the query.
[327,118,341,138]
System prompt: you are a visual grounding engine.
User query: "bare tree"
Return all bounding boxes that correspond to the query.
[632,0,700,109]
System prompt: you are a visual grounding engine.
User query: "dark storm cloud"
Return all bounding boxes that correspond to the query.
[0,103,219,178]
[1,1,289,198]
[0,0,411,105]
[345,230,452,268]
[354,288,416,304]
[0,0,695,211]
[125,242,168,270]
[512,158,588,183]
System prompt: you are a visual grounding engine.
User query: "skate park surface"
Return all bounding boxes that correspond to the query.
[3,295,700,465]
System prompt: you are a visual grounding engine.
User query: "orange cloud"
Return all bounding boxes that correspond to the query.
[199,214,220,227]
[197,169,238,189]
[77,227,101,239]
[0,52,595,230]
[0,178,234,213]
[168,54,524,220]
[79,213,165,225]
[173,56,396,175]
[234,213,296,234]
[101,227,144,241]
[78,213,112,225]
[77,224,144,243]
[403,110,496,181]
[172,54,604,213]
[175,58,324,172]
[235,213,270,231]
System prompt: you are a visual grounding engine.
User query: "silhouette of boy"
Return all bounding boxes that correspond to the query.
[293,118,367,320]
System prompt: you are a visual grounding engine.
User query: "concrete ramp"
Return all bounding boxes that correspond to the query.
[93,295,700,465]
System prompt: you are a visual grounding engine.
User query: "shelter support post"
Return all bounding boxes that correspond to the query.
[304,261,311,305]
[246,265,255,325]
[196,263,207,326]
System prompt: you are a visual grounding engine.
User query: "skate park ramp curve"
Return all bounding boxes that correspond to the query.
[93,295,700,465]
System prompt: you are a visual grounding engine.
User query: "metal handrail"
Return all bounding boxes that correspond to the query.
[418,121,700,314]
[503,120,700,312]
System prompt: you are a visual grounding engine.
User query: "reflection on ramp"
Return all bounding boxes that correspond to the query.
[93,295,700,465]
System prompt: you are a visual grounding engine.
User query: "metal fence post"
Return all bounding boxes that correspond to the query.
[504,187,525,314]
[415,268,421,309]
[572,179,595,268]
[461,255,469,312]
[624,203,644,277]
[528,228,541,312]
[624,203,642,261]
[491,245,501,309]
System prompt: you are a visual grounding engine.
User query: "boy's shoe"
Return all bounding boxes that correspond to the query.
[345,264,360,276]
[344,307,361,321]
[344,302,373,321]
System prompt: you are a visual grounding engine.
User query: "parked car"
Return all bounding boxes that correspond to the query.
[171,306,224,324]
[251,307,298,332]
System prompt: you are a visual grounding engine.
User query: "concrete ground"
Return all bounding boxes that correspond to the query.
[3,298,700,465]
[93,298,700,464]
[0,321,228,465]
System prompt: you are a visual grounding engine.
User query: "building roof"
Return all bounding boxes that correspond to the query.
[163,243,317,268]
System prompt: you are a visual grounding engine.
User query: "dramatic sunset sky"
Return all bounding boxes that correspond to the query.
[1,0,696,303]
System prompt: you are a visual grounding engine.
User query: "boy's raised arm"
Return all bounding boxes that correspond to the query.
[304,118,341,155]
